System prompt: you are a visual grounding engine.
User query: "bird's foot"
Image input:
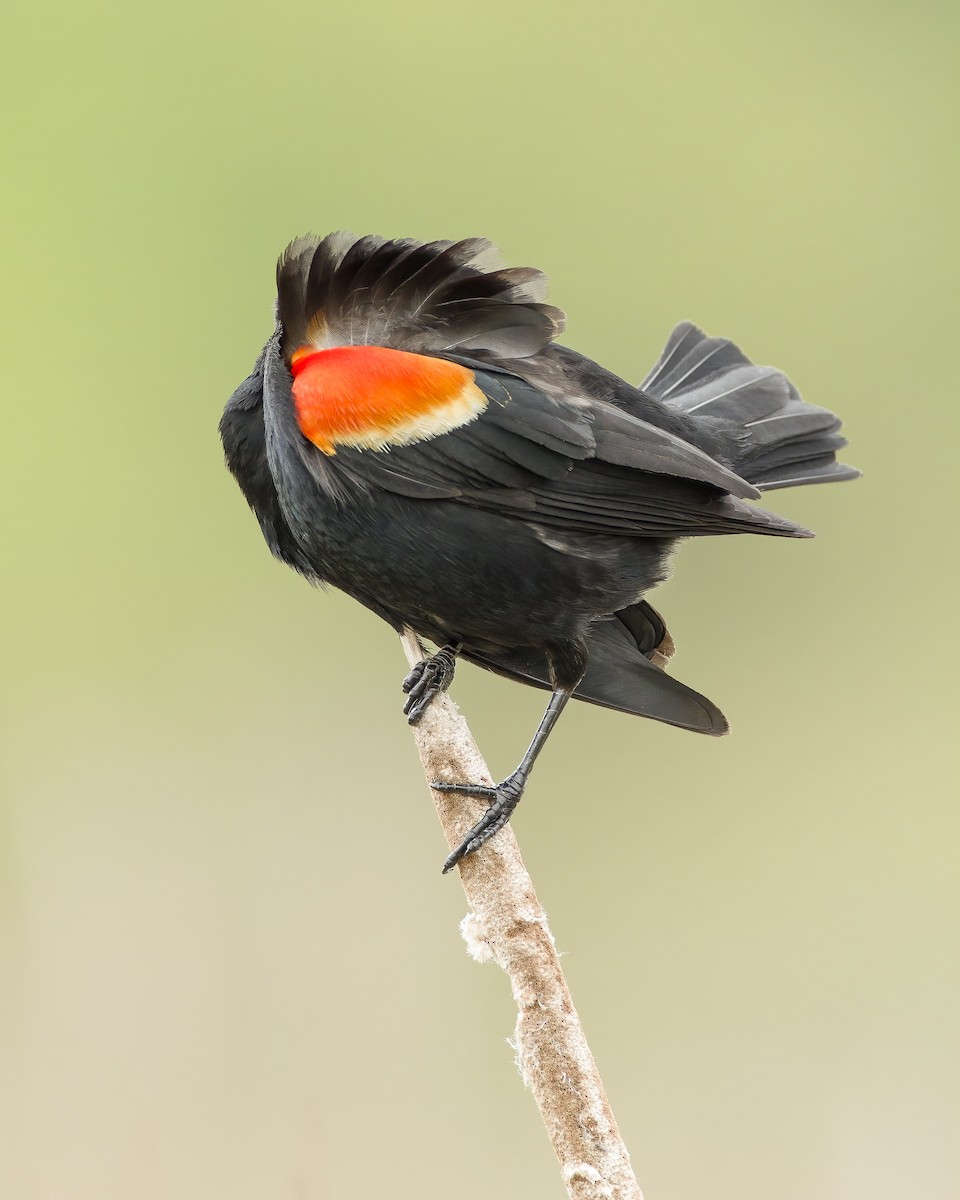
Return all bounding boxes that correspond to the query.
[432,770,527,873]
[402,644,459,725]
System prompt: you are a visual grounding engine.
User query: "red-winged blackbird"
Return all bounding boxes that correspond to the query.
[221,233,858,871]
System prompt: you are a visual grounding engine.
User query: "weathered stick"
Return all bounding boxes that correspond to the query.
[400,629,643,1200]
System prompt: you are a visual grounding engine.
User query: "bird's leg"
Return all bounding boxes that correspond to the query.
[434,688,573,873]
[402,642,462,725]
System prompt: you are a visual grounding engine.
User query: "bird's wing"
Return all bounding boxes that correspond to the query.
[328,363,807,539]
[276,232,565,360]
[273,232,802,537]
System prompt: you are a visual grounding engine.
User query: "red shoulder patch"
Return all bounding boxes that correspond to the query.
[290,345,487,454]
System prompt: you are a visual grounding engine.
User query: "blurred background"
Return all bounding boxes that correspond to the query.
[2,1,957,1196]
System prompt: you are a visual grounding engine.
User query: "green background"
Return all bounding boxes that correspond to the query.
[2,1,957,1197]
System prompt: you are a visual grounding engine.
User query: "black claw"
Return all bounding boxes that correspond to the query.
[435,771,527,872]
[431,782,498,799]
[401,645,459,725]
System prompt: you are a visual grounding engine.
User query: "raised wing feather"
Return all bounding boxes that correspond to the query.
[276,232,564,361]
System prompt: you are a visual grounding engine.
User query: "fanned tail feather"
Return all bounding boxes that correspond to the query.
[642,322,860,492]
[464,610,728,735]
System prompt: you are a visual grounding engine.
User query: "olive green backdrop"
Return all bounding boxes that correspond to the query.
[2,1,957,1197]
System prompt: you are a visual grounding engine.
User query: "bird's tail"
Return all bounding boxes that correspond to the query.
[641,322,860,492]
[463,603,728,735]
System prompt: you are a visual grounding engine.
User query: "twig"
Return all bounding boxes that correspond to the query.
[400,629,643,1200]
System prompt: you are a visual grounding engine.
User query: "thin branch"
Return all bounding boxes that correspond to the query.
[400,629,643,1200]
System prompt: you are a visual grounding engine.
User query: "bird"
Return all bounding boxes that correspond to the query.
[220,232,858,872]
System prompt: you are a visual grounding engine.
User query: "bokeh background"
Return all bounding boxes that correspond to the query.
[2,1,957,1197]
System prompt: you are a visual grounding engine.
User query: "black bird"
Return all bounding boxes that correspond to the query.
[221,232,858,871]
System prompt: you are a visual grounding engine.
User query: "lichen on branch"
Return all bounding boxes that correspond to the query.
[400,629,643,1200]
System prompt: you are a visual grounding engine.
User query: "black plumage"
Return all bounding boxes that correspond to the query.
[221,232,858,870]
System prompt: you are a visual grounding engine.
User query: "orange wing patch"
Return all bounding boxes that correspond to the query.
[290,345,488,455]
